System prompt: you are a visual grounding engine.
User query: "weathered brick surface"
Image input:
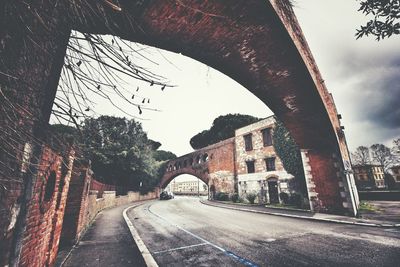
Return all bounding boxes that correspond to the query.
[161,138,236,194]
[90,179,115,198]
[19,146,74,267]
[60,161,92,247]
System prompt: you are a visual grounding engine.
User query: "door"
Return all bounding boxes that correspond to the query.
[268,180,279,204]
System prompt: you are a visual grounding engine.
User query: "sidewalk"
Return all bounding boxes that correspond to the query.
[56,202,147,267]
[201,200,400,228]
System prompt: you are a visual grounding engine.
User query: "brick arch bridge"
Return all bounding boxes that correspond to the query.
[161,154,211,188]
[160,139,236,194]
[2,1,362,263]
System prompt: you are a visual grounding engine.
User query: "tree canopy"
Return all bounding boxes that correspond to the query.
[356,0,400,40]
[351,146,371,165]
[351,142,399,172]
[370,143,396,171]
[190,114,261,149]
[51,116,176,193]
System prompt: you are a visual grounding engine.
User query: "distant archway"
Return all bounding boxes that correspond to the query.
[164,174,208,196]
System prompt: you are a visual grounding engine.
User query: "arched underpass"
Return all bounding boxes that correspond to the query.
[164,174,208,197]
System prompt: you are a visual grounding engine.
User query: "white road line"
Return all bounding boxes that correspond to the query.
[147,204,259,267]
[384,228,400,233]
[153,242,208,254]
[147,205,225,252]
[123,203,159,267]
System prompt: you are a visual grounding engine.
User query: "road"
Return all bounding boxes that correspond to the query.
[127,196,400,267]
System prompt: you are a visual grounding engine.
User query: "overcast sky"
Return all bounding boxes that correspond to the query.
[55,1,400,181]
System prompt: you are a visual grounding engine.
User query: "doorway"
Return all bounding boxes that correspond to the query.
[267,179,279,204]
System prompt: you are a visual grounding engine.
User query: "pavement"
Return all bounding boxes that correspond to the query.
[56,202,147,267]
[201,199,400,227]
[359,201,400,223]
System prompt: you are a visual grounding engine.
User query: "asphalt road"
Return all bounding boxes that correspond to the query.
[128,196,400,267]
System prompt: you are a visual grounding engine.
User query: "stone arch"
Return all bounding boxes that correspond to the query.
[4,1,359,223]
[266,175,279,181]
[159,169,210,189]
[65,0,359,214]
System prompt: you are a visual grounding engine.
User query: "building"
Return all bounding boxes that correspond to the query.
[353,164,385,190]
[170,180,208,195]
[389,166,400,189]
[235,116,295,204]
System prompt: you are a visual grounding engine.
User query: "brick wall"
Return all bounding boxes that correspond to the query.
[60,171,158,248]
[207,139,236,194]
[90,179,115,198]
[160,138,236,195]
[18,146,74,267]
[60,160,92,247]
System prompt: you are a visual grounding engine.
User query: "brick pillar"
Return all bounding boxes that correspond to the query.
[301,149,358,215]
[59,161,91,247]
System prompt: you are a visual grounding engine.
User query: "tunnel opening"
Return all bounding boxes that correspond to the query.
[164,174,209,198]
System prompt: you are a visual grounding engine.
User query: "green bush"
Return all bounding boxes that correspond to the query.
[231,193,239,203]
[215,192,230,201]
[246,192,257,204]
[279,192,289,204]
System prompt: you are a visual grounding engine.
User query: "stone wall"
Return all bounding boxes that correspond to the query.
[235,117,294,203]
[61,169,158,248]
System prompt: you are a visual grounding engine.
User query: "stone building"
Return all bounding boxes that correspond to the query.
[168,180,208,195]
[353,164,385,190]
[235,116,295,203]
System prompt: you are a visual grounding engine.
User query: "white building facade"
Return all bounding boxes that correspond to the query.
[235,116,295,204]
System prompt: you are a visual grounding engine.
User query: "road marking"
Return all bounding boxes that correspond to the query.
[153,242,208,254]
[384,228,400,233]
[147,204,260,267]
[123,203,159,267]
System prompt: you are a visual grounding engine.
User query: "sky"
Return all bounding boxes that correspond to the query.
[54,1,400,182]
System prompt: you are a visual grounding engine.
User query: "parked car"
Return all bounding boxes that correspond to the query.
[160,191,174,200]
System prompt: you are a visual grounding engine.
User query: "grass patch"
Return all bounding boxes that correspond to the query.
[359,201,378,212]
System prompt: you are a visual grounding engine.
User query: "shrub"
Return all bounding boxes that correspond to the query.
[215,192,230,201]
[246,192,257,204]
[289,193,302,208]
[231,193,239,203]
[279,192,289,204]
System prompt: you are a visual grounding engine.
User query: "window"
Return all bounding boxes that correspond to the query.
[265,157,276,171]
[262,128,273,146]
[44,171,57,202]
[246,161,255,173]
[244,134,253,151]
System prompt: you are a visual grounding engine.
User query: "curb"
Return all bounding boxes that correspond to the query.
[123,203,159,267]
[201,200,400,228]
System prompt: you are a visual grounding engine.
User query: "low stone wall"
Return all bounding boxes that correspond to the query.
[86,190,157,227]
[359,191,400,201]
